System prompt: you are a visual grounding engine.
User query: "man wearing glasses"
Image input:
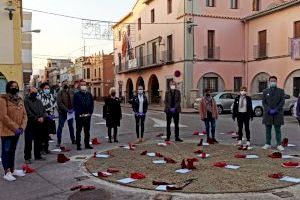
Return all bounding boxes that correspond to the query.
[232,86,254,147]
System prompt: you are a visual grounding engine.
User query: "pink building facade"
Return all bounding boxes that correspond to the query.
[113,0,300,107]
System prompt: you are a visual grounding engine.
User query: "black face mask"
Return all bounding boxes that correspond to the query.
[206,93,210,97]
[63,85,68,90]
[30,93,38,99]
[111,92,116,97]
[8,88,19,95]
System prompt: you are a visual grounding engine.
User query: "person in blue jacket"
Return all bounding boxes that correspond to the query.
[73,80,94,150]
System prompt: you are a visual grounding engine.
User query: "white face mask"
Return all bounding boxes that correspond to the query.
[240,91,246,96]
[170,85,176,90]
[80,86,87,91]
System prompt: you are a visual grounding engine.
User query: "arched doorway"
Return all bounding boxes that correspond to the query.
[126,78,134,100]
[148,74,160,104]
[251,72,270,94]
[136,76,145,90]
[0,73,7,94]
[284,70,300,97]
[197,73,225,96]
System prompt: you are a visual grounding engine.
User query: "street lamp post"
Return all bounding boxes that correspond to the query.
[22,29,41,33]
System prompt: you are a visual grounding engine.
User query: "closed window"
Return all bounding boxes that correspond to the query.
[258,30,267,58]
[206,0,215,7]
[167,0,172,14]
[167,35,173,61]
[118,30,121,41]
[87,68,90,79]
[253,0,260,11]
[234,77,242,92]
[203,77,218,93]
[138,18,141,30]
[127,25,131,36]
[231,0,238,9]
[151,9,155,23]
[208,30,215,59]
[294,21,300,38]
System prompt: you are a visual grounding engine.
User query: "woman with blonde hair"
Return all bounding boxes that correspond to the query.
[103,87,122,143]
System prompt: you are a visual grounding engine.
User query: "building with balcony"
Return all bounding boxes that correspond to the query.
[45,58,73,86]
[0,0,23,93]
[114,0,300,107]
[90,51,114,99]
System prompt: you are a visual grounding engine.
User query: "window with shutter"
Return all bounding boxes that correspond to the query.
[295,21,300,38]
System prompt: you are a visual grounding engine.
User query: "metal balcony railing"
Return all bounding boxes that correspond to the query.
[253,44,269,59]
[204,46,220,60]
[161,50,174,63]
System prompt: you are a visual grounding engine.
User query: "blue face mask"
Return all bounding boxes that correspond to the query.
[44,89,50,94]
[270,82,277,88]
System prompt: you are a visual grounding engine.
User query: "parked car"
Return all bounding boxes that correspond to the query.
[194,92,238,114]
[230,93,297,117]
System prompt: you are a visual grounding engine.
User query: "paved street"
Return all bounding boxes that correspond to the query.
[0,102,299,200]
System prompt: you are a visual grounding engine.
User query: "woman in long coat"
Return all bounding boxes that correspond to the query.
[103,88,122,143]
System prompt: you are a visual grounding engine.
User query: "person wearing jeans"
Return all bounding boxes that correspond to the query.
[103,88,122,143]
[56,81,75,146]
[132,85,148,143]
[199,89,219,144]
[232,87,254,146]
[164,81,183,142]
[262,76,285,151]
[0,81,28,181]
[73,80,94,150]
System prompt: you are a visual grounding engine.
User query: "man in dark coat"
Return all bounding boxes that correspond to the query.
[164,80,183,142]
[73,80,94,150]
[103,88,122,143]
[56,80,75,146]
[24,87,48,163]
[132,85,149,143]
[232,86,254,146]
[262,76,285,151]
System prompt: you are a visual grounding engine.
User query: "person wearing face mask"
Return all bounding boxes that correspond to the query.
[103,87,122,143]
[37,82,57,154]
[73,80,94,150]
[0,81,28,181]
[24,87,48,163]
[199,89,219,144]
[232,87,254,146]
[56,80,75,147]
[132,86,149,143]
[164,81,183,142]
[262,76,285,151]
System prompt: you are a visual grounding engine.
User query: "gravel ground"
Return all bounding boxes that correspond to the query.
[85,142,300,194]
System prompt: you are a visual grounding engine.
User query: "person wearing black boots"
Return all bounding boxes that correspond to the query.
[103,88,122,143]
[132,86,148,143]
[73,80,94,150]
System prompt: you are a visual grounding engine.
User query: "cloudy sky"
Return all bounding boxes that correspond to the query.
[23,0,134,74]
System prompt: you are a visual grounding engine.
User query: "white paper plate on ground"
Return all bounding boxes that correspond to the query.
[50,149,62,152]
[225,165,240,170]
[152,160,167,164]
[117,178,137,184]
[147,153,156,157]
[175,169,192,174]
[280,176,300,183]
[155,185,175,191]
[96,154,110,158]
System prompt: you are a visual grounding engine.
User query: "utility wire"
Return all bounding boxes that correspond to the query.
[23,8,185,25]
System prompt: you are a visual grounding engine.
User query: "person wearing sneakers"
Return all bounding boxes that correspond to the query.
[0,81,28,181]
[103,88,122,143]
[132,85,149,143]
[262,76,285,151]
[164,81,183,142]
[73,80,94,150]
[199,88,219,144]
[232,87,254,146]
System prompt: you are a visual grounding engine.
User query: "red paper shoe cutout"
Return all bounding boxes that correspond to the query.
[213,162,227,168]
[282,161,299,168]
[57,153,70,163]
[22,164,35,173]
[155,152,164,157]
[79,186,96,191]
[269,152,282,159]
[194,149,203,154]
[131,172,146,179]
[140,151,147,155]
[70,185,83,191]
[282,138,288,147]
[193,131,200,135]
[268,172,284,179]
[107,168,119,173]
[197,138,204,146]
[60,146,71,152]
[235,153,246,159]
[164,157,177,164]
[181,159,187,169]
[92,138,101,145]
[207,138,214,145]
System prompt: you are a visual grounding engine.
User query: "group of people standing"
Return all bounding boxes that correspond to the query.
[0,76,299,182]
[0,79,94,181]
